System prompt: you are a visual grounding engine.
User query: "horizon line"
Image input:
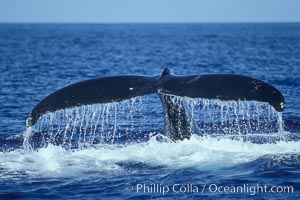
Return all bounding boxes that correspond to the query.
[0,21,300,24]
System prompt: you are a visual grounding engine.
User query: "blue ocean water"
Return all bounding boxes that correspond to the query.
[0,23,300,199]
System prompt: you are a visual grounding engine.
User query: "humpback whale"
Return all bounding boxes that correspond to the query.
[26,68,285,141]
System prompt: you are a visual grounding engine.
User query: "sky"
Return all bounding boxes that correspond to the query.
[0,0,299,23]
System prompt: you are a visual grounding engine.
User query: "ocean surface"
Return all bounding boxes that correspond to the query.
[0,23,300,199]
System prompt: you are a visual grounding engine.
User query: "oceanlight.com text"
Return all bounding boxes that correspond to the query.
[125,183,294,196]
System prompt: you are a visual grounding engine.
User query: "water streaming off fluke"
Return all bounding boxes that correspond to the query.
[23,95,285,150]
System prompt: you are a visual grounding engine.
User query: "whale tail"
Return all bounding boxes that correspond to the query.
[26,68,285,140]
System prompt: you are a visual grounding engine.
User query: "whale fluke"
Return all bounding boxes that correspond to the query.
[158,73,285,113]
[26,68,285,140]
[26,76,158,127]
